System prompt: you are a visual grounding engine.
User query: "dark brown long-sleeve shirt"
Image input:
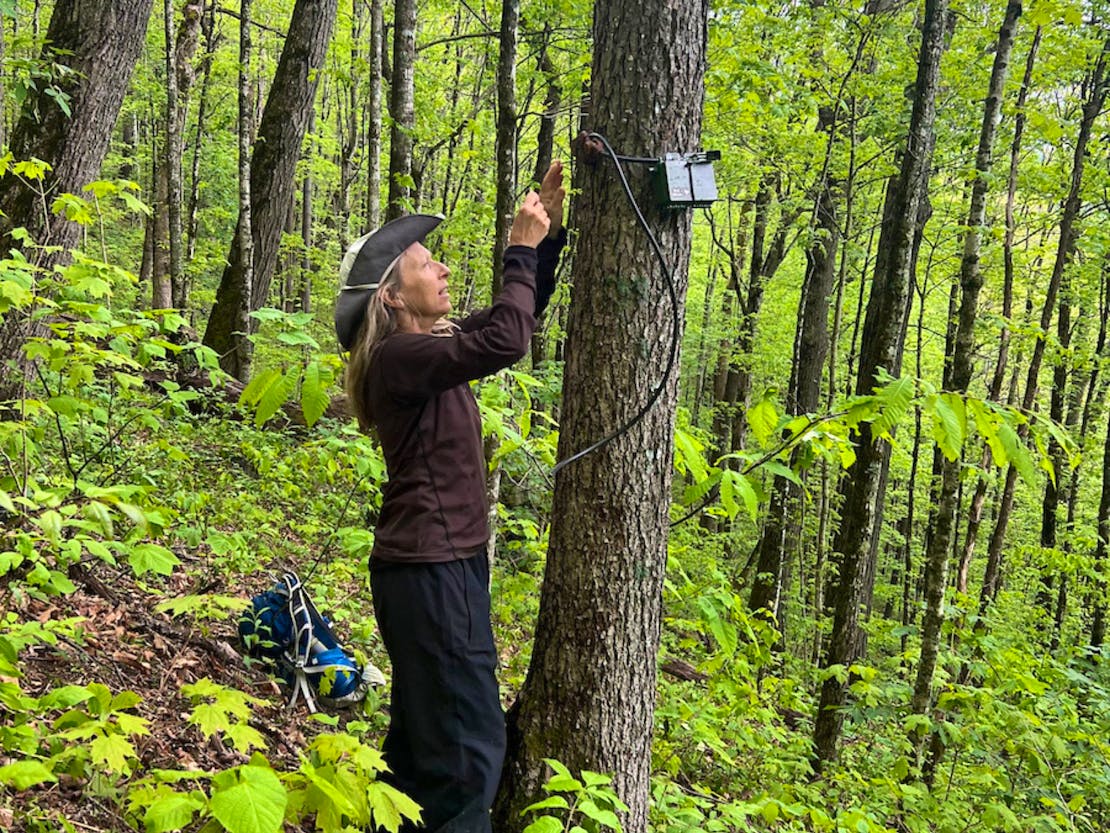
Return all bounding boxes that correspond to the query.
[365,233,564,563]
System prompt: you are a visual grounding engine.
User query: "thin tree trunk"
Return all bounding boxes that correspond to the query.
[386,0,416,222]
[187,1,218,262]
[365,0,383,230]
[231,0,253,379]
[491,0,520,294]
[909,1,1021,759]
[811,0,948,770]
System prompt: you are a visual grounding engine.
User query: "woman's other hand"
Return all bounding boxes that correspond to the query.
[509,191,551,248]
[539,160,566,238]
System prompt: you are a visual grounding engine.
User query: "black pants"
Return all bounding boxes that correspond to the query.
[370,553,505,833]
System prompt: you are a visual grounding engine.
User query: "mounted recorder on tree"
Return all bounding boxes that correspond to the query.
[650,150,721,209]
[577,132,721,210]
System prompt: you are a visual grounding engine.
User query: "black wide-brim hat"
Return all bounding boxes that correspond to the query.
[334,213,443,350]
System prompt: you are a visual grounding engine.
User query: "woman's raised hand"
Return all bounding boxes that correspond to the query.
[539,160,566,238]
[509,191,551,248]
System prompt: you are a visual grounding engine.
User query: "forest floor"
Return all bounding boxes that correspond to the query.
[6,557,370,832]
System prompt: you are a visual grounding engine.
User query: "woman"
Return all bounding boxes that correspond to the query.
[335,162,566,833]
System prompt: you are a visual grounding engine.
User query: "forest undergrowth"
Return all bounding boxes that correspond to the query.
[2,247,1109,833]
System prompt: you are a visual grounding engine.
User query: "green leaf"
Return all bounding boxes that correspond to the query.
[930,393,965,462]
[144,791,205,833]
[523,819,564,833]
[720,470,758,521]
[239,368,281,407]
[276,330,319,348]
[998,424,1036,487]
[301,362,329,427]
[579,799,622,830]
[128,543,181,577]
[872,376,914,439]
[189,703,231,738]
[210,765,287,833]
[747,393,779,447]
[366,781,423,832]
[91,732,136,774]
[523,796,570,812]
[673,428,707,482]
[0,759,57,790]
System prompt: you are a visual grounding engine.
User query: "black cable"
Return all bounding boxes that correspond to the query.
[551,132,682,476]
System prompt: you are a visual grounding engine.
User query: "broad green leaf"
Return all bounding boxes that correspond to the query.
[366,781,422,833]
[747,393,779,447]
[239,368,281,407]
[254,369,297,427]
[578,799,622,831]
[523,819,564,833]
[144,792,205,833]
[189,703,231,738]
[0,759,57,789]
[91,732,136,774]
[210,765,287,833]
[523,796,570,812]
[998,424,1036,486]
[128,543,181,577]
[930,393,965,462]
[673,428,707,482]
[276,330,319,348]
[301,361,329,427]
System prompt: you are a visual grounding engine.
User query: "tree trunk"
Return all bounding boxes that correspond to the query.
[909,1,1021,755]
[301,109,314,314]
[811,0,947,771]
[0,0,154,257]
[187,1,218,262]
[385,0,416,222]
[365,0,383,230]
[0,0,155,397]
[491,0,520,294]
[749,103,841,626]
[979,35,1110,612]
[1092,402,1110,648]
[530,32,562,366]
[203,0,338,379]
[956,27,1038,590]
[164,0,202,309]
[492,0,707,828]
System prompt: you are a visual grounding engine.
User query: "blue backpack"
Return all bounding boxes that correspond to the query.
[238,572,384,712]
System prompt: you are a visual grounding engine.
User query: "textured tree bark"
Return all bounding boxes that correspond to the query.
[491,0,520,294]
[1092,400,1110,648]
[164,0,202,309]
[811,0,947,771]
[385,0,416,222]
[188,5,216,261]
[336,4,364,253]
[203,0,337,379]
[910,3,1022,755]
[979,35,1110,613]
[492,0,707,828]
[0,0,154,256]
[0,0,155,397]
[365,0,383,230]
